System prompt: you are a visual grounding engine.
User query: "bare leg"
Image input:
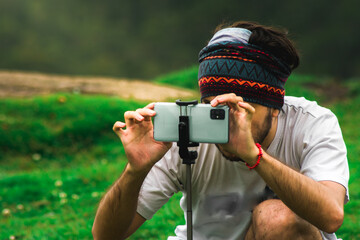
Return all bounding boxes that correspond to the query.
[245,199,322,240]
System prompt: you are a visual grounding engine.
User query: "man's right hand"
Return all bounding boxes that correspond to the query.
[113,102,172,174]
[93,103,168,239]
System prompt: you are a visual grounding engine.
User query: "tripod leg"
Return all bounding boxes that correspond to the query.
[186,163,193,240]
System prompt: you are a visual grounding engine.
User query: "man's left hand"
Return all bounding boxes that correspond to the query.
[210,93,259,164]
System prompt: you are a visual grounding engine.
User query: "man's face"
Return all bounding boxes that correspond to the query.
[202,96,274,162]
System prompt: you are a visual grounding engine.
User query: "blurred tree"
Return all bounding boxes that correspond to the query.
[0,0,358,79]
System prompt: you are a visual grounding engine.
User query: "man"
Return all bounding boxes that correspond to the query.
[92,21,349,239]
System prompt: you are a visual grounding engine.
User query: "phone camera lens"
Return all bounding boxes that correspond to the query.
[210,109,225,120]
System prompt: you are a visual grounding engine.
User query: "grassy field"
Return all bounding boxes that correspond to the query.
[1,69,359,239]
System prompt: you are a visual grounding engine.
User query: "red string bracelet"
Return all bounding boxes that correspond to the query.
[245,143,263,170]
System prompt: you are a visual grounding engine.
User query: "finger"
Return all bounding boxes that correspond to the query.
[135,108,156,121]
[124,107,156,126]
[238,101,255,118]
[113,121,126,136]
[144,102,155,110]
[210,93,242,105]
[124,111,144,126]
[135,109,155,123]
[211,93,243,109]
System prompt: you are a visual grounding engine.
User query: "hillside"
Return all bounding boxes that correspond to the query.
[0,71,196,101]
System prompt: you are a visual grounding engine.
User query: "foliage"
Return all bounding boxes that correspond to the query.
[0,71,359,239]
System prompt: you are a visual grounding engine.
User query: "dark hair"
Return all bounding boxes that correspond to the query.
[215,21,300,71]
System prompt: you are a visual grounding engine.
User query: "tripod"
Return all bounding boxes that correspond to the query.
[176,100,199,240]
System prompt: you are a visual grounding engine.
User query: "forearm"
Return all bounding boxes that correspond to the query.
[92,164,148,240]
[254,151,344,233]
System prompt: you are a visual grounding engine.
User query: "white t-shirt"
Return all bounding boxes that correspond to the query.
[137,96,349,240]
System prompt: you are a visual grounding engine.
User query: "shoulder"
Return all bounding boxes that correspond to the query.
[281,96,340,130]
[280,97,344,152]
[283,96,333,119]
[277,96,343,152]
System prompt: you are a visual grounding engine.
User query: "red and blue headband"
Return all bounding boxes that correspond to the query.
[198,28,291,109]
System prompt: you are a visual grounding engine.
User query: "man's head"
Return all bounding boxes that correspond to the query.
[198,21,299,109]
[198,21,299,161]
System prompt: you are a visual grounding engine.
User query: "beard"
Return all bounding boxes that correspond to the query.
[217,108,273,162]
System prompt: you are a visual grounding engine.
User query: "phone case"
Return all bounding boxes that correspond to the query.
[153,103,229,143]
[189,104,229,143]
[153,103,180,142]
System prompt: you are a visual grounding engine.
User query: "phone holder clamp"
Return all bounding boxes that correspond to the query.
[175,100,199,165]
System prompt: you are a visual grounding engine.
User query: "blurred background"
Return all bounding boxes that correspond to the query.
[1,0,359,79]
[1,1,359,239]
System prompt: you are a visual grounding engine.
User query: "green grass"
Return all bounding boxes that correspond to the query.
[0,94,145,172]
[0,159,184,239]
[0,93,184,239]
[328,82,360,239]
[1,70,359,239]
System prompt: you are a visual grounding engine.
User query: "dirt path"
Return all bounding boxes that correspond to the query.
[0,71,197,101]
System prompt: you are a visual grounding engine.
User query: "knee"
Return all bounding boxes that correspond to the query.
[252,199,297,237]
[250,199,321,239]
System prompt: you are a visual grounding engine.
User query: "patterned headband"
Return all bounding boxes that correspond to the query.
[198,28,291,109]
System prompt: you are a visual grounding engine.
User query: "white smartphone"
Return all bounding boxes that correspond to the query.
[153,102,229,143]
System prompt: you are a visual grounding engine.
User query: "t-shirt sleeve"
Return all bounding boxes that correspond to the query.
[137,144,184,220]
[299,110,350,203]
